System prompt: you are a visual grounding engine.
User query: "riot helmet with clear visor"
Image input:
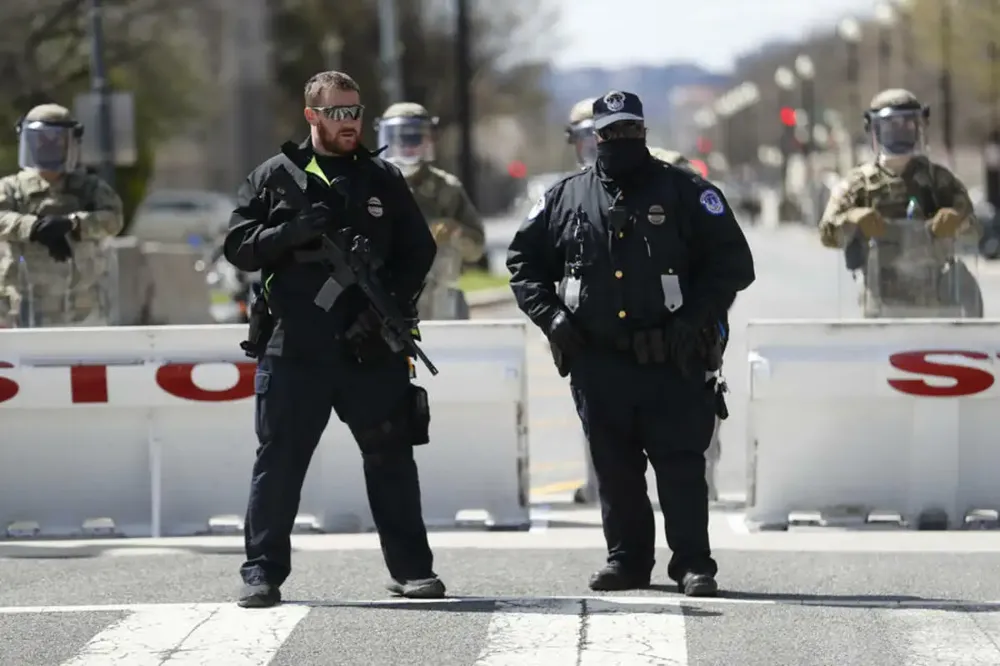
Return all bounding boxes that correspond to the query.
[864,89,928,159]
[374,102,437,177]
[565,97,598,168]
[17,103,83,174]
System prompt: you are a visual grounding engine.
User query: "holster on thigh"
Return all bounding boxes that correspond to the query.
[352,383,431,461]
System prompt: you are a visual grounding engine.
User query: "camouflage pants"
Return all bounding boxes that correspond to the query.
[0,286,15,328]
[0,291,106,328]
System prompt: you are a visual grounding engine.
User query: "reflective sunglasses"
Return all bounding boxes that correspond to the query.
[310,104,365,121]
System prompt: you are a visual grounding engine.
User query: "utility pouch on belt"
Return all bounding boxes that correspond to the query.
[631,329,667,365]
[239,282,273,359]
[409,384,430,446]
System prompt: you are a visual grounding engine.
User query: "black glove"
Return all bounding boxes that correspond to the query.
[666,315,703,368]
[29,216,75,262]
[44,236,73,262]
[547,310,585,356]
[345,305,393,362]
[282,203,330,247]
[345,305,381,342]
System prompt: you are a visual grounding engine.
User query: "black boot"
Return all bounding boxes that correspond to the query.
[678,572,718,597]
[238,582,281,608]
[386,576,446,599]
[588,563,651,591]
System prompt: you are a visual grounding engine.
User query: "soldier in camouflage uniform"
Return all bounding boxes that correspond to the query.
[0,104,123,327]
[375,102,484,320]
[819,89,981,316]
[566,98,599,168]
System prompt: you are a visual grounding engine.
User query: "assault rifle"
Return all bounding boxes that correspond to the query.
[263,165,438,375]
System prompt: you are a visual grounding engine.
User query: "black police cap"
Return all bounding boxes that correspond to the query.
[592,91,644,130]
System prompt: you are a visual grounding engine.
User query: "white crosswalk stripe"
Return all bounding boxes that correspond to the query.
[3,597,1000,665]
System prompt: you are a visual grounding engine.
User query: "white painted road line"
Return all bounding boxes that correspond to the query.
[59,602,308,666]
[4,596,1000,616]
[889,608,1000,665]
[581,599,687,665]
[474,599,581,664]
[4,597,1000,665]
[473,598,688,665]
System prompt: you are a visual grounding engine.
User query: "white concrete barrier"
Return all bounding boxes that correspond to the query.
[0,321,530,537]
[745,319,1000,530]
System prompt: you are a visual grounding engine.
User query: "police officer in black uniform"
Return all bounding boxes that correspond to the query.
[507,91,755,597]
[224,70,443,608]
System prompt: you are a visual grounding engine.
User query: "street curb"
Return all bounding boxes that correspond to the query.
[467,286,514,309]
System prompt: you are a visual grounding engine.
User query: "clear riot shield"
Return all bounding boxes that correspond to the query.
[860,217,983,318]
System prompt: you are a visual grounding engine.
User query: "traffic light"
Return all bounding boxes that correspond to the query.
[780,107,797,127]
[695,136,712,154]
[507,160,527,179]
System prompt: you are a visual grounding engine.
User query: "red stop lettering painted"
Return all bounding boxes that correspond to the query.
[0,361,17,403]
[70,365,109,403]
[156,362,255,402]
[887,350,994,397]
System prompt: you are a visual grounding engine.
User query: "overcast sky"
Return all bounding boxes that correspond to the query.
[551,0,880,72]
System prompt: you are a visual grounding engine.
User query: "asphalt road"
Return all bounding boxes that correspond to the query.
[2,525,1000,665]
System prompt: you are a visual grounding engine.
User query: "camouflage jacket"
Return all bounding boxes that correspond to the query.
[818,156,977,249]
[406,164,484,286]
[0,168,124,326]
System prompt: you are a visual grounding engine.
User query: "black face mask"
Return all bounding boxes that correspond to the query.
[596,139,648,179]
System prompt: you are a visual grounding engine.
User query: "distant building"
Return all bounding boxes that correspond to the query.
[666,84,723,155]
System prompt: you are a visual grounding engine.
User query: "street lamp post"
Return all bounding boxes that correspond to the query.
[986,1,1000,213]
[775,66,797,207]
[795,55,817,222]
[321,34,343,71]
[940,0,955,167]
[794,55,816,161]
[838,18,862,166]
[88,0,115,187]
[895,0,915,87]
[875,2,895,90]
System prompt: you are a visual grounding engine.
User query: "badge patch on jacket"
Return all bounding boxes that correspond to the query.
[367,196,383,217]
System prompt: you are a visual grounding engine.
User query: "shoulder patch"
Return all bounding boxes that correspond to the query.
[699,189,725,215]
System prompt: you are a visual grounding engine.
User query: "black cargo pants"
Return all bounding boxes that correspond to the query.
[240,348,433,587]
[570,351,718,583]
